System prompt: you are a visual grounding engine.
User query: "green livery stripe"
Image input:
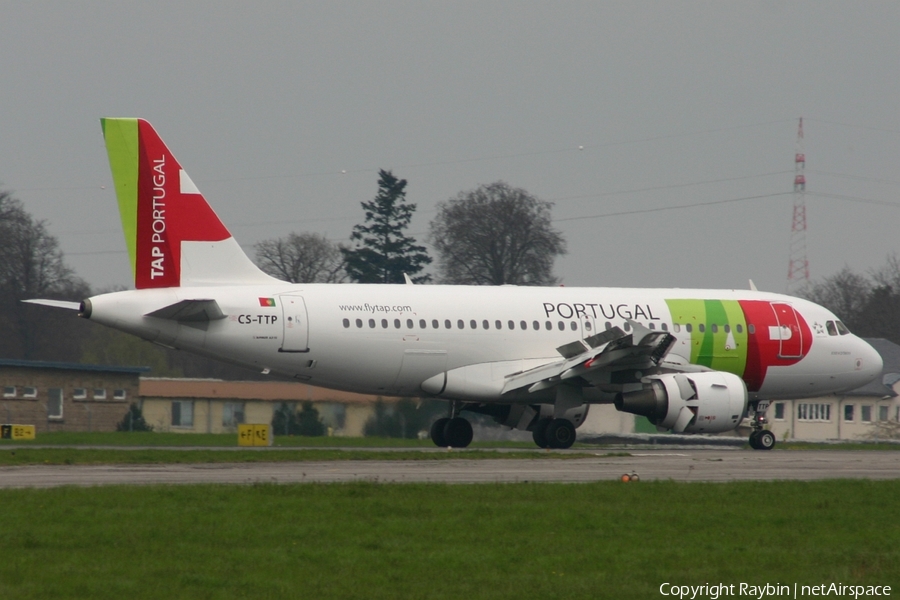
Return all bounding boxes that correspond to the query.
[665,299,748,377]
[100,118,139,279]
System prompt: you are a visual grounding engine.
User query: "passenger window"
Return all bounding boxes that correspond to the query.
[369,319,376,328]
[673,323,681,333]
[661,323,668,331]
[648,323,656,330]
[558,321,565,331]
[711,324,717,333]
[533,321,540,331]
[724,324,730,333]
[444,319,452,329]
[748,324,755,334]
[623,322,631,332]
[458,320,465,329]
[508,320,515,330]
[356,318,363,328]
[520,321,527,330]
[605,322,612,330]
[495,320,502,329]
[570,322,577,331]
[342,318,350,328]
[394,319,401,329]
[545,321,552,331]
[470,320,477,329]
[382,319,388,328]
[736,324,743,333]
[836,321,850,335]
[686,324,692,333]
[826,321,838,336]
[483,320,489,330]
[584,322,592,331]
[407,319,414,329]
[698,324,705,333]
[419,319,426,328]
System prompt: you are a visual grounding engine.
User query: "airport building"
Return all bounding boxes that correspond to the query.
[0,359,148,432]
[139,378,403,436]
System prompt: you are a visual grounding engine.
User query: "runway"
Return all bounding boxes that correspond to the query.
[0,449,898,488]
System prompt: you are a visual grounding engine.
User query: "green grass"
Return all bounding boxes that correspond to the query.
[0,480,896,599]
[0,431,542,448]
[0,447,607,466]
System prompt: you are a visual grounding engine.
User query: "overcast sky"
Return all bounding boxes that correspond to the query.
[2,2,898,294]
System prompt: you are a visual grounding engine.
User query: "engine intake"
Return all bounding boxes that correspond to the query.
[615,372,748,434]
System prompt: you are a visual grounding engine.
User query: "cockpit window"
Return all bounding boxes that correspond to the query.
[836,321,851,335]
[826,321,838,336]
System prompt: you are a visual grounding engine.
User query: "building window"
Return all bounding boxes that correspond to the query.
[773,402,785,420]
[861,405,872,422]
[113,389,127,401]
[844,404,854,422]
[879,406,888,421]
[47,388,63,419]
[93,388,106,400]
[222,402,245,427]
[2,386,15,398]
[23,386,37,398]
[171,401,194,427]
[798,403,831,421]
[73,388,87,399]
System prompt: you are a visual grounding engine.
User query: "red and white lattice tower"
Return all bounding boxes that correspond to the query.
[787,117,809,294]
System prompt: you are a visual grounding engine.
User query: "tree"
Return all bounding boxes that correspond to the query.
[341,170,432,283]
[271,401,325,437]
[429,182,566,285]
[254,232,345,283]
[117,403,154,432]
[803,266,872,333]
[0,190,91,360]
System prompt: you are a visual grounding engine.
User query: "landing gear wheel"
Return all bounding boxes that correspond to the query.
[756,430,776,450]
[430,417,450,447]
[443,417,473,448]
[748,430,761,450]
[532,418,552,448]
[545,418,576,449]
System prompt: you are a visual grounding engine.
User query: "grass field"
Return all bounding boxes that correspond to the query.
[0,480,896,599]
[0,447,605,466]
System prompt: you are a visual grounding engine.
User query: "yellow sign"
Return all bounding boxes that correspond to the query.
[238,424,272,446]
[1,424,35,440]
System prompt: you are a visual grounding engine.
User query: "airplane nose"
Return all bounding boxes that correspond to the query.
[856,338,883,384]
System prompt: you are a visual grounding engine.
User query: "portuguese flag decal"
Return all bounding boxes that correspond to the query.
[259,298,276,307]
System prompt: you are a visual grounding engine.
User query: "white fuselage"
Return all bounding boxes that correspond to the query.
[86,283,883,402]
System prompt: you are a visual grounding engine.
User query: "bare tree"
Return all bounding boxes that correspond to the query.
[429,182,566,285]
[254,232,345,283]
[0,190,90,359]
[803,266,872,332]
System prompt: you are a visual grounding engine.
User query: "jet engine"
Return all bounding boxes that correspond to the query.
[614,371,747,434]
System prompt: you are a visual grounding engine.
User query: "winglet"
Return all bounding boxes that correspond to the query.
[749,279,758,292]
[100,118,278,289]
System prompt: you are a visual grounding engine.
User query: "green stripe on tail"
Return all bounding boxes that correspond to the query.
[100,118,139,281]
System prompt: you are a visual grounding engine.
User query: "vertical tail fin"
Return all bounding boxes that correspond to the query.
[101,118,278,288]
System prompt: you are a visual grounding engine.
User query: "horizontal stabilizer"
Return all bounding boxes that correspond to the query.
[145,299,225,322]
[22,299,81,311]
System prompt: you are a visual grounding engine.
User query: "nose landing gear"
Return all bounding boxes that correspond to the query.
[748,400,776,450]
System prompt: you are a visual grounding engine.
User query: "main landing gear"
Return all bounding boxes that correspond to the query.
[531,418,576,450]
[430,416,473,448]
[747,400,776,450]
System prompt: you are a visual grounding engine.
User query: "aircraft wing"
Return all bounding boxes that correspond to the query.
[501,320,678,395]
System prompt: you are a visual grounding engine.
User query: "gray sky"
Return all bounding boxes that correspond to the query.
[2,1,898,293]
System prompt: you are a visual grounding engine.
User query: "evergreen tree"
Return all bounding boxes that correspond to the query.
[341,170,432,283]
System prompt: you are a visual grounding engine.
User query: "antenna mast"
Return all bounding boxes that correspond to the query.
[787,117,809,294]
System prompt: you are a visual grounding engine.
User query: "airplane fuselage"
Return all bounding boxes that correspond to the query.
[84,283,882,403]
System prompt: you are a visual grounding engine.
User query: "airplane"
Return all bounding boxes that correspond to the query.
[28,118,883,450]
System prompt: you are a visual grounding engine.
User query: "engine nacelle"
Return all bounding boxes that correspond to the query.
[614,372,748,434]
